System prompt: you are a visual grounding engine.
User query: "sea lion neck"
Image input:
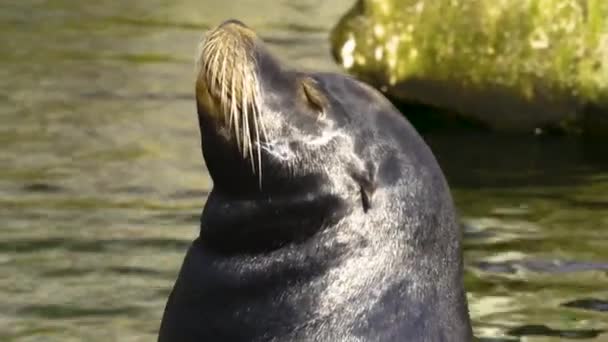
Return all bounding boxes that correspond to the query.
[198,188,351,255]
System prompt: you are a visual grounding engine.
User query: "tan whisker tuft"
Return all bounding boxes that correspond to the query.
[196,25,266,187]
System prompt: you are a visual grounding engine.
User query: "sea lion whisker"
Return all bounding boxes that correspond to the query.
[251,96,263,187]
[201,40,216,79]
[247,94,256,172]
[240,68,248,158]
[242,75,254,164]
[219,54,229,124]
[249,64,267,187]
[230,73,241,152]
[252,71,269,144]
[209,43,221,90]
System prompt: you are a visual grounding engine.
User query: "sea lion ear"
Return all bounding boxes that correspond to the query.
[301,77,329,119]
[349,160,377,213]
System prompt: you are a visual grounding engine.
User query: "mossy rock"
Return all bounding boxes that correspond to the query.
[331,0,608,137]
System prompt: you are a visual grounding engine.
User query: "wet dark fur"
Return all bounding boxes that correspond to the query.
[159,20,472,342]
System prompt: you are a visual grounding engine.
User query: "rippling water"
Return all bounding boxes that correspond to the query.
[1,1,607,341]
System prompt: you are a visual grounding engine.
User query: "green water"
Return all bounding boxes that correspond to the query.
[1,1,606,341]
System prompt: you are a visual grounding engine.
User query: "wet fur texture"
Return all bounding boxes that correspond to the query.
[159,20,472,342]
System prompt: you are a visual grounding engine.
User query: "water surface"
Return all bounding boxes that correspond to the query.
[1,1,607,341]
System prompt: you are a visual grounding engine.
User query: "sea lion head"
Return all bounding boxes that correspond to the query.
[195,20,371,198]
[194,19,459,264]
[195,20,386,255]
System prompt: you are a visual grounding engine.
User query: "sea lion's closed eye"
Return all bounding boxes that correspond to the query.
[301,77,328,120]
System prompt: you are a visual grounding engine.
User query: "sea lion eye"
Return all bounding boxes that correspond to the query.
[301,77,328,120]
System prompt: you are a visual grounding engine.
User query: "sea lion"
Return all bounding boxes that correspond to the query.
[158,19,473,342]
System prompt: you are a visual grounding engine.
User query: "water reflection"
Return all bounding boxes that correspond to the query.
[429,134,608,341]
[1,0,607,341]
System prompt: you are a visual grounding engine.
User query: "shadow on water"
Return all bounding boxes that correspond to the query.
[17,305,142,319]
[0,238,190,254]
[562,299,608,313]
[424,133,608,189]
[508,325,605,339]
[42,266,175,279]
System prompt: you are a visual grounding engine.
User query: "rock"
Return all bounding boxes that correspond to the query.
[330,0,608,136]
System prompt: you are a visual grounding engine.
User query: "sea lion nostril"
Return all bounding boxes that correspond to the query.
[219,19,247,29]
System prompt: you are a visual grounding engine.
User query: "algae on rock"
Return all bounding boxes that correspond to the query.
[331,0,608,135]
